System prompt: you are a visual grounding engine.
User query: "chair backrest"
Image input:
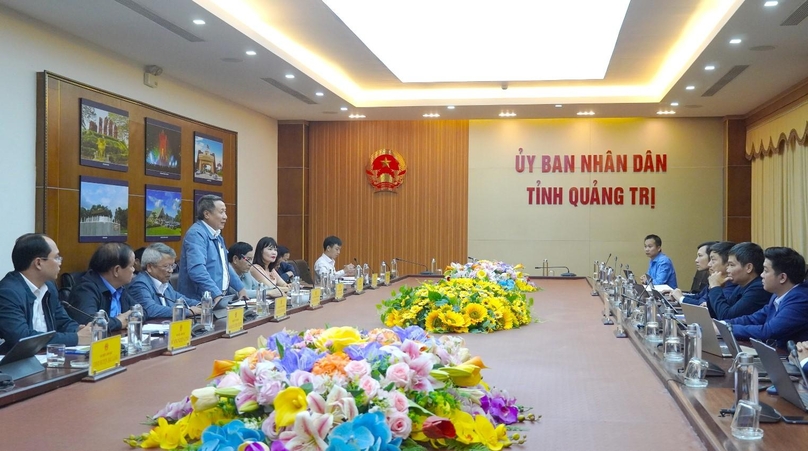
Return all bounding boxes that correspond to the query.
[60,270,87,290]
[294,259,314,285]
[169,273,179,291]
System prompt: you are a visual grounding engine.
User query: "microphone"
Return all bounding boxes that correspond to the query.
[533,265,576,277]
[468,256,476,262]
[394,257,432,275]
[61,301,96,323]
[251,263,284,298]
[604,253,612,266]
[788,340,799,361]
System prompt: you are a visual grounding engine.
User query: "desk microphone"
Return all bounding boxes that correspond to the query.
[532,265,576,277]
[604,253,612,266]
[394,257,432,275]
[468,256,476,262]
[61,301,96,324]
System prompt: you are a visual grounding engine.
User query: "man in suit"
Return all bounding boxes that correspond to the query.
[707,242,770,320]
[67,242,135,332]
[672,241,719,305]
[0,234,92,353]
[727,247,808,349]
[640,234,678,289]
[128,243,201,320]
[276,245,298,284]
[178,195,245,303]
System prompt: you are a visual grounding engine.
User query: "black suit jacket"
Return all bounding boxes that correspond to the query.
[0,271,79,353]
[67,270,132,331]
[707,276,769,320]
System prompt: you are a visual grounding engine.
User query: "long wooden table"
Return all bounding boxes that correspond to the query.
[0,277,751,451]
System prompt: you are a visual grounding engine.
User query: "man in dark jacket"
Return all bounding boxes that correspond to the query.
[0,234,92,353]
[67,242,135,332]
[707,242,770,320]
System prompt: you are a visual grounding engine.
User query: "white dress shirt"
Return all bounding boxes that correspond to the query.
[202,220,229,292]
[314,253,344,279]
[21,274,48,332]
[149,274,170,305]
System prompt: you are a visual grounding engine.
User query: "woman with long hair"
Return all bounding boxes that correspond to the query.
[249,236,288,297]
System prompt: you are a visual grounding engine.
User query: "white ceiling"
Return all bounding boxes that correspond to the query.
[3,0,808,121]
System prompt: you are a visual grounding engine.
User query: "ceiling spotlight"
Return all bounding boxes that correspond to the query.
[555,104,563,108]
[498,112,517,117]
[764,1,778,6]
[340,107,348,111]
[685,85,695,90]
[348,114,366,119]
[704,65,715,71]
[285,74,295,79]
[576,111,595,116]
[447,106,455,110]
[670,102,679,106]
[729,38,742,44]
[193,19,206,25]
[423,113,440,118]
[245,50,257,56]
[656,110,676,115]
[315,92,324,97]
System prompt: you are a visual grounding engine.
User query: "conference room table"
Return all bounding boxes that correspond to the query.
[0,276,801,450]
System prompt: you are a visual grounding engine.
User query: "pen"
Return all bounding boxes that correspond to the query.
[65,349,89,355]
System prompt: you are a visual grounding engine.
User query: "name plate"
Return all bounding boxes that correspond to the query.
[371,273,379,289]
[89,335,121,376]
[310,288,322,308]
[355,276,364,294]
[384,272,391,285]
[335,282,345,301]
[274,296,288,318]
[226,307,244,335]
[168,319,192,351]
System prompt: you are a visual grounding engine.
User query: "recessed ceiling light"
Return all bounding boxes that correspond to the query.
[193,19,206,25]
[576,111,595,116]
[656,110,676,115]
[498,112,517,117]
[340,107,348,111]
[670,102,679,106]
[349,114,366,119]
[685,85,695,90]
[315,92,324,97]
[285,74,295,79]
[447,106,455,110]
[555,104,563,108]
[423,113,440,118]
[245,50,257,56]
[704,65,715,71]
[764,1,778,7]
[729,38,742,44]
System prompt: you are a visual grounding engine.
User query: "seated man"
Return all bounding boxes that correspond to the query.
[276,245,299,284]
[797,341,808,373]
[228,242,258,298]
[313,236,356,282]
[67,243,135,332]
[127,243,201,320]
[133,246,146,274]
[0,234,92,353]
[640,234,678,289]
[707,242,770,320]
[727,247,808,349]
[671,241,718,304]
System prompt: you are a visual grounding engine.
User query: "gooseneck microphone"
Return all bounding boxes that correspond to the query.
[61,300,96,323]
[533,265,577,277]
[394,257,432,275]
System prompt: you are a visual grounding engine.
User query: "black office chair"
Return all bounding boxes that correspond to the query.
[293,259,314,286]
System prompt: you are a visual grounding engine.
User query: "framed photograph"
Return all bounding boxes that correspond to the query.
[79,176,129,242]
[193,132,224,185]
[145,118,181,179]
[80,99,129,171]
[145,185,182,242]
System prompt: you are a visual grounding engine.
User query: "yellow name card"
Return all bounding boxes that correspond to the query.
[371,273,379,289]
[275,296,288,318]
[336,282,345,300]
[89,335,121,376]
[310,288,321,307]
[168,319,192,351]
[226,307,244,335]
[384,272,391,285]
[356,276,364,294]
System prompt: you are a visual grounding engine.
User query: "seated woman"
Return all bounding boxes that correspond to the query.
[249,237,288,298]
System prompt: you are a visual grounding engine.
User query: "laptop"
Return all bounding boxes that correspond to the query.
[0,331,55,380]
[713,320,803,378]
[212,294,237,319]
[751,338,808,411]
[680,304,731,357]
[652,289,682,314]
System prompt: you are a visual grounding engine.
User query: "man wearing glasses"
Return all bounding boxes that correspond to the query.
[0,233,93,353]
[127,243,201,320]
[227,242,258,299]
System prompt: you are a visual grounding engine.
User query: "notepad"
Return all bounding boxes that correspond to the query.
[143,324,170,335]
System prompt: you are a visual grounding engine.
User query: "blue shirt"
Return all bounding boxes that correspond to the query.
[99,275,123,317]
[648,252,678,289]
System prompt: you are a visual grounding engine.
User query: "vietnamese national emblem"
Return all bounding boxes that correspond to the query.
[365,149,407,193]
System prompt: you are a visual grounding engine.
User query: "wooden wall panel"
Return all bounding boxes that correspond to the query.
[277,123,309,259]
[307,120,468,275]
[38,73,238,275]
[724,118,751,242]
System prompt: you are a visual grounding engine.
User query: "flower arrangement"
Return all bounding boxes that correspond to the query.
[445,260,537,292]
[125,326,537,451]
[377,260,537,334]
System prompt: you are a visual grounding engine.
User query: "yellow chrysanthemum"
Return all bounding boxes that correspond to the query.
[425,311,442,331]
[441,311,466,328]
[463,304,488,325]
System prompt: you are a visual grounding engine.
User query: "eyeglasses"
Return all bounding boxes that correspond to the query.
[158,263,177,271]
[40,256,63,263]
[241,256,253,263]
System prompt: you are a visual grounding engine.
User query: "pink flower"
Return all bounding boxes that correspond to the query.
[400,340,422,361]
[217,372,243,389]
[279,412,332,451]
[358,375,380,400]
[387,390,409,413]
[256,379,284,405]
[387,412,412,439]
[235,386,258,413]
[422,415,456,439]
[262,411,281,440]
[384,362,412,389]
[343,360,371,380]
[289,370,321,390]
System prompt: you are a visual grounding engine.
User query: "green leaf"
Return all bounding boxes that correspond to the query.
[275,337,285,359]
[400,439,428,451]
[407,399,435,416]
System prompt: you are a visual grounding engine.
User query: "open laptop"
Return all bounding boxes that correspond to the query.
[680,303,732,357]
[713,320,803,378]
[751,338,808,411]
[0,331,55,380]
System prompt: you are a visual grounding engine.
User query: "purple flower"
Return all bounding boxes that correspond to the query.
[266,330,303,353]
[392,325,428,343]
[153,397,192,421]
[270,441,288,451]
[344,341,389,364]
[277,347,325,373]
[489,395,519,424]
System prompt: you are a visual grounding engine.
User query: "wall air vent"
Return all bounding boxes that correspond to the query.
[781,0,808,26]
[261,78,317,105]
[702,65,749,97]
[113,0,204,42]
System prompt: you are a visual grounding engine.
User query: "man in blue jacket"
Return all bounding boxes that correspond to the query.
[128,243,201,320]
[727,247,808,349]
[707,242,770,320]
[641,234,678,289]
[178,195,245,303]
[0,234,92,353]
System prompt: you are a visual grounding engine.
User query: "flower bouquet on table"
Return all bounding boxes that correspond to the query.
[125,325,537,451]
[445,261,537,293]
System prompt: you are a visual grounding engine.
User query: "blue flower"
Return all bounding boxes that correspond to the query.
[344,342,389,364]
[266,331,302,353]
[392,325,428,343]
[200,420,265,451]
[326,411,402,451]
[276,347,325,373]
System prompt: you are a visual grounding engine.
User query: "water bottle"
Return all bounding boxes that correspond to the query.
[380,261,387,284]
[363,263,370,287]
[662,308,683,362]
[92,310,108,342]
[256,283,267,317]
[355,264,363,282]
[390,259,398,279]
[431,258,437,274]
[684,323,709,388]
[172,297,186,322]
[733,353,759,407]
[291,276,301,305]
[127,304,143,354]
[201,291,214,331]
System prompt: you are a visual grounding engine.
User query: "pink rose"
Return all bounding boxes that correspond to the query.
[217,372,243,389]
[388,390,409,413]
[343,360,371,380]
[384,362,412,389]
[261,411,280,440]
[358,375,380,400]
[256,379,284,405]
[387,412,412,439]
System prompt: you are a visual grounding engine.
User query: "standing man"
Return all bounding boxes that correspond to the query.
[641,234,678,289]
[67,243,135,332]
[128,243,201,320]
[0,233,92,353]
[178,195,245,303]
[313,236,356,281]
